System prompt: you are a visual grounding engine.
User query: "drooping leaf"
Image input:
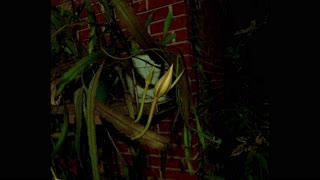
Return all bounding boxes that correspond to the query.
[195,110,206,150]
[57,50,105,94]
[51,103,69,160]
[84,62,105,180]
[111,0,164,65]
[74,87,84,166]
[51,14,61,30]
[96,101,170,150]
[60,0,66,16]
[85,0,98,54]
[64,39,78,56]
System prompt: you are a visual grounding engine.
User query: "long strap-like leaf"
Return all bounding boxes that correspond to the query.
[84,62,105,180]
[51,103,69,161]
[74,87,84,167]
[57,50,105,94]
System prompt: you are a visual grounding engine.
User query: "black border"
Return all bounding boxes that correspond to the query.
[0,1,50,179]
[272,0,320,178]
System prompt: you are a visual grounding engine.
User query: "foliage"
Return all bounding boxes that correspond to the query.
[50,0,190,179]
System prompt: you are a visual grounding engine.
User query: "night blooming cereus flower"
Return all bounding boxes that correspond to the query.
[153,64,174,98]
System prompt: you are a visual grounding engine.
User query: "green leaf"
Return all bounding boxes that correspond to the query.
[60,0,66,16]
[64,39,78,56]
[130,40,140,54]
[161,33,176,46]
[256,153,269,174]
[214,176,225,180]
[226,46,234,53]
[215,138,222,145]
[85,0,97,54]
[233,54,240,60]
[57,50,105,94]
[51,14,61,30]
[100,0,113,22]
[247,175,254,180]
[51,104,69,160]
[74,87,84,167]
[195,110,206,150]
[88,27,97,54]
[64,46,73,55]
[144,10,154,27]
[96,80,108,103]
[163,10,173,36]
[85,62,105,180]
[195,45,202,55]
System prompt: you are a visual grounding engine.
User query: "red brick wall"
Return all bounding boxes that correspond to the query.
[52,0,224,179]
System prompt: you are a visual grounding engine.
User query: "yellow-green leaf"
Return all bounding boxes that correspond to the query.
[161,33,176,46]
[144,10,154,27]
[163,10,173,36]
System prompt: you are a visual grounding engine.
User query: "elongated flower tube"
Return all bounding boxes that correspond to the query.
[132,64,174,140]
[153,64,174,98]
[134,66,155,123]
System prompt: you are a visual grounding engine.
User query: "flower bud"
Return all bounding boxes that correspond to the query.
[145,66,155,85]
[154,64,174,98]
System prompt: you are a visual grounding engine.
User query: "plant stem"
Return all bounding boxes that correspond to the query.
[132,96,159,140]
[134,81,150,123]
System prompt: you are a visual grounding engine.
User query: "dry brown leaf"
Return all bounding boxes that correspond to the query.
[231,143,247,157]
[51,79,61,106]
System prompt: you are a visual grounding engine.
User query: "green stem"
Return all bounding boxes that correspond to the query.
[132,96,159,140]
[134,81,150,123]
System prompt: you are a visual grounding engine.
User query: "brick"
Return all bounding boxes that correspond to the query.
[78,22,89,31]
[91,2,103,14]
[158,120,172,133]
[144,167,161,177]
[211,79,223,88]
[192,94,198,106]
[166,158,184,169]
[164,169,198,180]
[79,9,88,18]
[149,157,184,169]
[153,6,169,21]
[141,144,161,155]
[170,133,183,146]
[51,0,61,6]
[133,0,147,13]
[148,156,161,167]
[148,0,184,10]
[182,55,196,69]
[151,33,163,42]
[166,42,193,55]
[168,145,185,158]
[186,69,196,82]
[138,11,152,24]
[116,142,129,153]
[190,81,198,94]
[210,72,224,80]
[78,28,90,40]
[174,28,189,42]
[150,21,164,35]
[170,15,188,30]
[121,154,133,165]
[96,13,106,23]
[172,1,187,16]
[80,40,88,48]
[150,15,188,34]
